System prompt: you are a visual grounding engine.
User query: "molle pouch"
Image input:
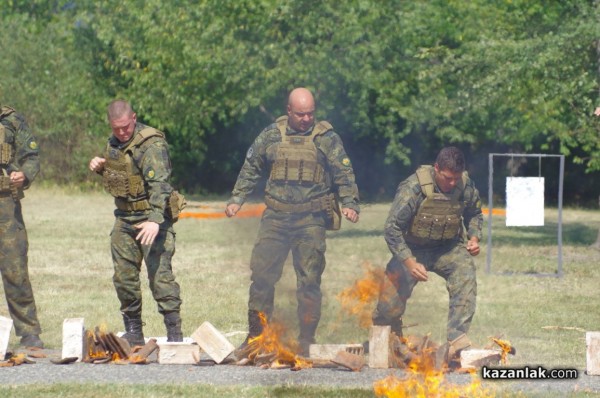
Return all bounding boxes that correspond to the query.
[168,190,187,222]
[325,194,342,231]
[410,212,436,239]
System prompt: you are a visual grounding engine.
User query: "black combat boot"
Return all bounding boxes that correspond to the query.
[164,312,183,342]
[122,314,145,346]
[298,321,318,358]
[20,334,44,349]
[234,310,264,360]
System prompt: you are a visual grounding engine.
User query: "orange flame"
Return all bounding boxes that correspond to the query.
[337,262,384,328]
[491,337,513,365]
[245,312,312,369]
[374,338,495,398]
[374,354,494,397]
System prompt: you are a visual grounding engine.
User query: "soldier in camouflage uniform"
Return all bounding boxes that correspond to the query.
[372,146,482,359]
[226,88,360,356]
[89,100,183,345]
[0,104,43,348]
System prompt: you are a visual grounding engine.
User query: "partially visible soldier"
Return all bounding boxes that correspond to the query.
[372,146,483,364]
[0,103,43,348]
[225,87,360,356]
[89,100,185,345]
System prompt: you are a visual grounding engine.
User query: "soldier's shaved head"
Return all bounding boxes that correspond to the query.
[107,100,134,121]
[287,88,315,132]
[107,100,137,142]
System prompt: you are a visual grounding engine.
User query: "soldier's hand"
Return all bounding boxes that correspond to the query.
[89,157,106,172]
[404,258,428,282]
[594,107,600,116]
[466,238,480,256]
[9,171,26,188]
[225,203,241,217]
[342,208,359,223]
[135,221,160,246]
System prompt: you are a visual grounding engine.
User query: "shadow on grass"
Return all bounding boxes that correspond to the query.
[488,221,598,246]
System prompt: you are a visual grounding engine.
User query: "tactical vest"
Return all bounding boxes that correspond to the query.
[408,165,468,242]
[268,116,330,185]
[0,107,25,200]
[102,127,163,210]
[0,106,16,166]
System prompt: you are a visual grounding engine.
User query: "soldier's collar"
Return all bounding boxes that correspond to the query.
[286,123,314,136]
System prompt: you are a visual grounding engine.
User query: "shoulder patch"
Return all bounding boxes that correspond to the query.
[28,139,38,150]
[246,146,254,159]
[341,156,351,167]
[146,168,155,179]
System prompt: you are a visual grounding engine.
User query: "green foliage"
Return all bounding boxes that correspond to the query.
[0,11,108,184]
[1,1,599,202]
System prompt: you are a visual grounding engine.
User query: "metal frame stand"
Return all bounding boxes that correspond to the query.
[486,153,564,277]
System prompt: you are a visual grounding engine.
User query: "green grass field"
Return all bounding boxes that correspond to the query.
[1,187,600,397]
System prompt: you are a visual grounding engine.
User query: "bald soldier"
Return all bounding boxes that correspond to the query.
[226,88,360,356]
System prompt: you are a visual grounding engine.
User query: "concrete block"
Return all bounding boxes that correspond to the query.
[586,332,600,376]
[191,321,235,364]
[368,325,391,369]
[0,316,13,360]
[157,342,200,365]
[62,318,85,361]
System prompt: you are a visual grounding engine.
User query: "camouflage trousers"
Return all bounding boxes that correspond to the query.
[0,197,41,336]
[372,242,477,341]
[110,218,181,318]
[248,208,327,342]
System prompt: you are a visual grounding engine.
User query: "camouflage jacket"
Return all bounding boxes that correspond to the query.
[228,118,360,212]
[105,123,174,224]
[0,106,40,190]
[385,167,483,262]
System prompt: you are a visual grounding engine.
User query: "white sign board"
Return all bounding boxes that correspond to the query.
[506,177,545,226]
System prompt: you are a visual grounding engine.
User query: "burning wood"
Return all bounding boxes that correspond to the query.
[0,353,36,367]
[82,326,158,365]
[374,333,497,398]
[234,312,322,370]
[490,337,515,365]
[332,350,365,371]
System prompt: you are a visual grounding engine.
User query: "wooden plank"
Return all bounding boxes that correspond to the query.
[368,325,391,369]
[61,318,84,362]
[0,316,13,360]
[460,349,502,369]
[309,344,364,360]
[332,350,365,371]
[586,332,600,376]
[157,342,201,365]
[191,321,235,364]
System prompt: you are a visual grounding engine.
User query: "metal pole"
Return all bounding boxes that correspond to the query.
[557,155,564,277]
[486,154,494,274]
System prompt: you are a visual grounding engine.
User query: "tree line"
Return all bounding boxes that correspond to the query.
[1,0,598,205]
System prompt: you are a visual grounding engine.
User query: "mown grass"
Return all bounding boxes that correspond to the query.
[1,187,599,397]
